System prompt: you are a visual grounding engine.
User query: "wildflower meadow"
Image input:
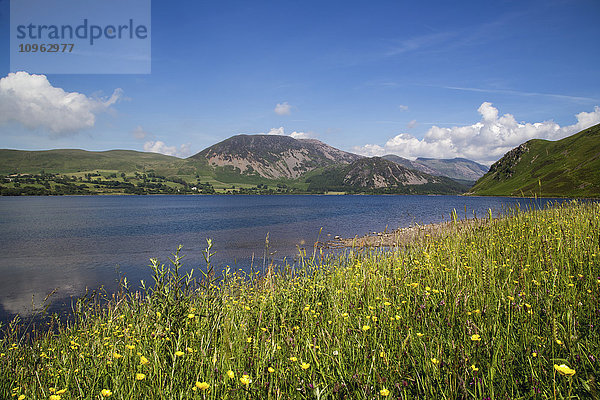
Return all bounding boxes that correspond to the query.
[1,200,599,399]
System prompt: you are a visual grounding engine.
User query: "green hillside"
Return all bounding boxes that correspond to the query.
[469,123,600,197]
[0,149,210,176]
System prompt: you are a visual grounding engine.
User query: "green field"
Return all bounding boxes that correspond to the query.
[0,149,320,195]
[1,200,598,399]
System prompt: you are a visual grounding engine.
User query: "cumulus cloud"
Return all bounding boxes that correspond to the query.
[398,104,409,111]
[274,102,292,115]
[406,119,418,129]
[0,71,122,135]
[354,102,600,164]
[266,126,311,139]
[132,125,149,140]
[143,141,191,158]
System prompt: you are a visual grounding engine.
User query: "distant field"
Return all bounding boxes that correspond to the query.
[0,149,307,195]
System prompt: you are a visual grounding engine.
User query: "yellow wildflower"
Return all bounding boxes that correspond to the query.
[135,373,146,381]
[49,396,61,400]
[195,382,210,391]
[18,396,25,400]
[289,356,298,362]
[431,358,440,365]
[471,334,481,341]
[175,351,185,357]
[300,362,310,370]
[471,364,479,372]
[240,375,251,386]
[268,367,275,373]
[187,313,195,319]
[140,356,149,365]
[56,389,67,395]
[554,364,575,376]
[362,325,370,331]
[100,389,113,397]
[380,388,390,396]
[226,370,235,379]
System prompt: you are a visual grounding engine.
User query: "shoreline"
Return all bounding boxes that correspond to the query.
[322,218,483,248]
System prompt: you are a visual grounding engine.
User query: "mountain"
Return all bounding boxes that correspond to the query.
[382,155,488,182]
[468,123,600,197]
[1,136,471,195]
[305,157,469,194]
[0,149,209,176]
[381,155,437,174]
[190,134,361,179]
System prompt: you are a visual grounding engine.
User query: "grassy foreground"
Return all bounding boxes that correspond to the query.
[1,201,599,399]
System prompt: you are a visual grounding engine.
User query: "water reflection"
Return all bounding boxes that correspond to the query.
[0,195,563,321]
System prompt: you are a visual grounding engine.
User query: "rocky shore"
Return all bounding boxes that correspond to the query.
[321,218,483,248]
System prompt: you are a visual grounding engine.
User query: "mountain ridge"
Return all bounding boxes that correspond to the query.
[306,157,469,194]
[382,154,488,182]
[190,134,361,180]
[1,134,484,195]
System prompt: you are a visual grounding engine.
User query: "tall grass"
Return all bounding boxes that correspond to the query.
[1,200,599,399]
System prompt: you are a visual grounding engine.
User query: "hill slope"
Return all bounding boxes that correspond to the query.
[306,157,468,194]
[190,135,361,179]
[468,123,600,197]
[382,155,488,182]
[0,149,210,176]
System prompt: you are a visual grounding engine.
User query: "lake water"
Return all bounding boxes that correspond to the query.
[0,195,563,321]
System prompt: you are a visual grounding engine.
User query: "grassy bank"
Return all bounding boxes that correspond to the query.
[1,201,599,399]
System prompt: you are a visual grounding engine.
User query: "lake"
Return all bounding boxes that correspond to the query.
[0,194,563,321]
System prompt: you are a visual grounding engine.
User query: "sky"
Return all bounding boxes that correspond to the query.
[0,0,599,165]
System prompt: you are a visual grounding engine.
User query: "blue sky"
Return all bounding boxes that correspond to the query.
[1,0,599,164]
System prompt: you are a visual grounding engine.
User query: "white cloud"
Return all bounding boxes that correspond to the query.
[398,104,409,111]
[274,102,292,115]
[354,102,600,164]
[0,71,122,135]
[267,127,285,135]
[266,126,311,139]
[406,119,417,129]
[143,141,191,158]
[132,125,149,140]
